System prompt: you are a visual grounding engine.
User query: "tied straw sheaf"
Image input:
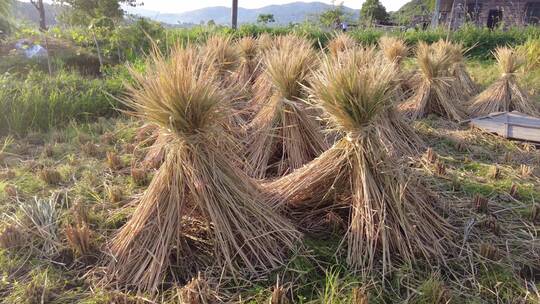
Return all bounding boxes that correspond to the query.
[378,36,412,101]
[139,35,256,170]
[267,50,456,275]
[234,36,261,85]
[401,41,467,121]
[469,46,539,116]
[378,36,409,65]
[246,35,328,178]
[107,45,301,293]
[442,40,479,99]
[327,33,357,58]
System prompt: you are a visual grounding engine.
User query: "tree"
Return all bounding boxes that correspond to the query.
[30,0,47,31]
[257,14,275,25]
[391,0,435,25]
[319,1,349,28]
[207,19,216,27]
[0,0,11,19]
[360,0,389,25]
[55,0,138,26]
[0,0,13,36]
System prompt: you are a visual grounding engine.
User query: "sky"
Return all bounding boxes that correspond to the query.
[126,1,409,13]
[25,0,410,13]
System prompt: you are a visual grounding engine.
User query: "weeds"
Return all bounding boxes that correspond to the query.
[0,71,122,136]
[15,195,61,256]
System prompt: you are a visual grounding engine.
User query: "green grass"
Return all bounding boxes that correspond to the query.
[0,41,539,303]
[0,116,538,302]
[0,71,124,136]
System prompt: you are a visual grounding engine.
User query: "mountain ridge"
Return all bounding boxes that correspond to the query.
[128,1,360,25]
[12,1,424,27]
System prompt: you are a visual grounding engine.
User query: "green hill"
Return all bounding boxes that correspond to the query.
[392,0,435,25]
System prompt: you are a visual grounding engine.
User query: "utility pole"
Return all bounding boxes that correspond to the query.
[232,0,238,30]
[30,0,47,31]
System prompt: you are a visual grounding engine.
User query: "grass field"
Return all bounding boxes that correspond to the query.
[0,54,539,303]
[0,117,539,303]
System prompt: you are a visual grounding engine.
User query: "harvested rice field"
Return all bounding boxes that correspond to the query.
[0,35,539,304]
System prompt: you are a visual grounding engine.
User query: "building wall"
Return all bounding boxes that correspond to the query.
[437,0,540,28]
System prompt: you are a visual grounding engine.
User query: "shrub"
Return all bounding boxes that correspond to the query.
[1,34,102,75]
[518,37,540,70]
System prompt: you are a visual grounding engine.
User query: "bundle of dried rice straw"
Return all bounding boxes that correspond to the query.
[257,33,274,54]
[246,35,328,178]
[267,52,455,276]
[469,46,538,116]
[400,42,467,121]
[378,36,408,65]
[201,35,249,132]
[233,36,261,85]
[327,33,356,58]
[378,36,411,100]
[442,40,479,99]
[107,45,302,293]
[202,35,240,84]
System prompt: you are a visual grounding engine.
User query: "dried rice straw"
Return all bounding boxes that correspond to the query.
[267,52,455,276]
[400,42,466,121]
[469,46,538,116]
[107,45,301,293]
[246,35,328,178]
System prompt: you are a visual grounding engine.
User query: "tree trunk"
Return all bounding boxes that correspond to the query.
[232,0,238,30]
[31,0,47,31]
[42,32,52,76]
[92,29,104,71]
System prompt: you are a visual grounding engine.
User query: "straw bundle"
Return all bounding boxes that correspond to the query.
[442,40,479,99]
[202,35,249,131]
[327,33,356,58]
[378,36,408,65]
[400,42,466,121]
[326,48,424,156]
[246,35,328,178]
[378,36,411,100]
[430,40,477,101]
[108,46,301,293]
[257,33,274,54]
[202,35,240,81]
[233,36,261,85]
[268,53,455,274]
[469,47,538,116]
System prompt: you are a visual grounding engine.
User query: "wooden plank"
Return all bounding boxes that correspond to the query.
[470,111,540,143]
[508,125,540,142]
[488,114,540,126]
[504,112,509,138]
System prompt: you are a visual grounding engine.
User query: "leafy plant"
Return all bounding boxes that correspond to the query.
[518,37,540,70]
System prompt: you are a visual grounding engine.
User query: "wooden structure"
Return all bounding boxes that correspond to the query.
[433,0,540,29]
[470,112,540,143]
